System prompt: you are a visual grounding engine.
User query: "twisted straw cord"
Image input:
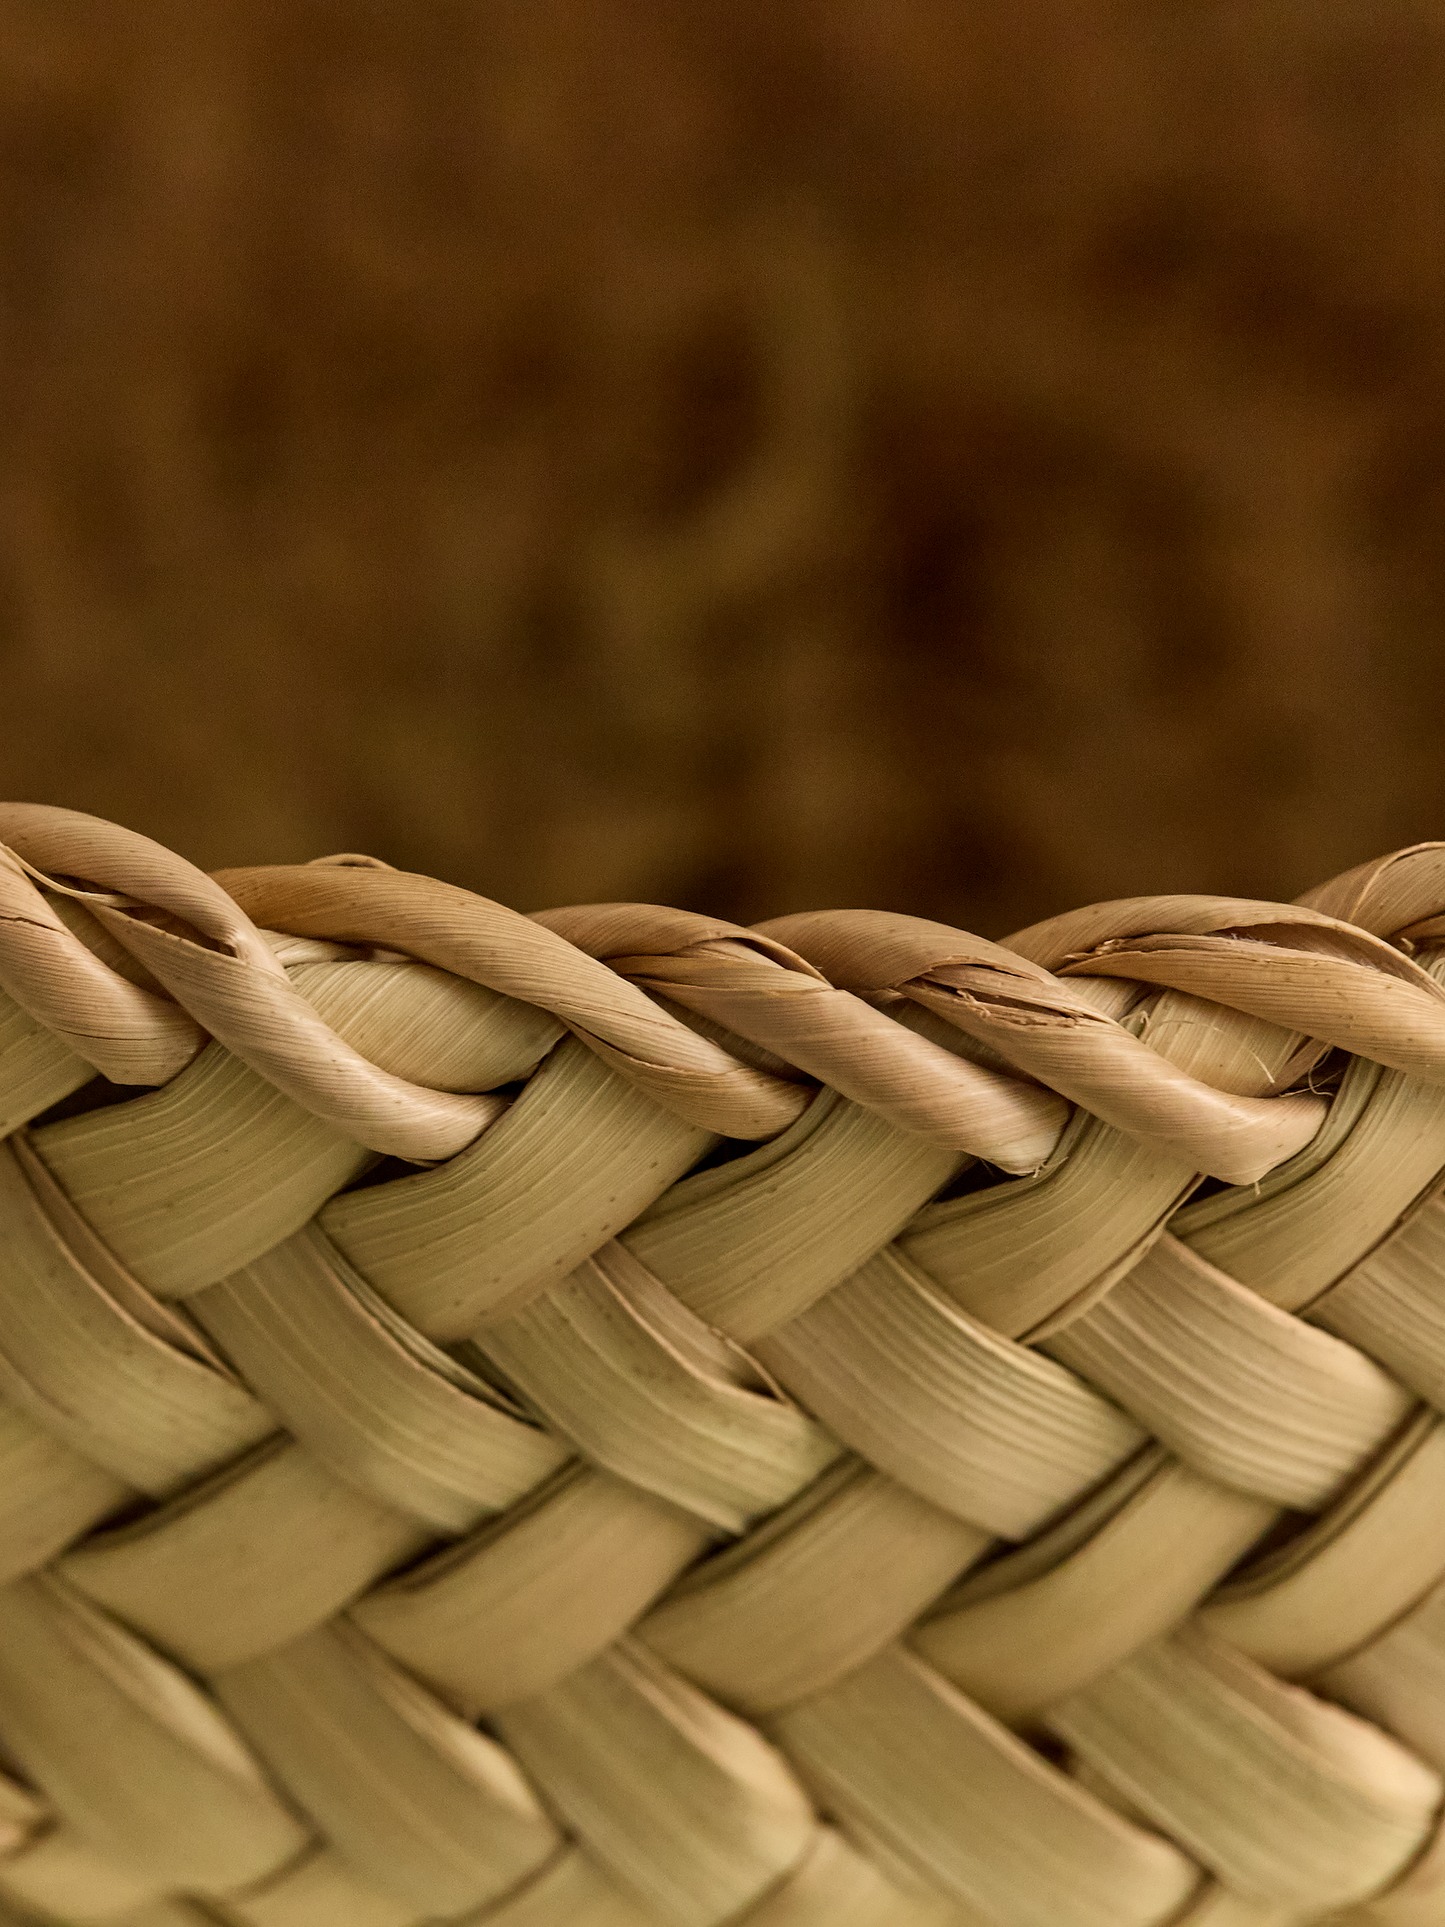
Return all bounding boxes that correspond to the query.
[0,807,498,1161]
[212,862,828,1148]
[544,902,1322,1186]
[993,851,1445,1089]
[534,902,1069,1173]
[0,804,801,1154]
[206,874,1066,1173]
[4,801,1444,1188]
[0,849,203,1086]
[756,885,1445,1181]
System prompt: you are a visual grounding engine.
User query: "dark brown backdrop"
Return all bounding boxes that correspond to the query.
[2,0,1442,935]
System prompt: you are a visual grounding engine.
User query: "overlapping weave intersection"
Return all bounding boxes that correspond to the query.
[0,807,1443,1927]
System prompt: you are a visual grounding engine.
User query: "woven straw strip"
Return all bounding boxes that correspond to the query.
[0,806,1441,1924]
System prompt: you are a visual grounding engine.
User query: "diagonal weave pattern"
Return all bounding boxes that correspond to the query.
[0,810,1442,1927]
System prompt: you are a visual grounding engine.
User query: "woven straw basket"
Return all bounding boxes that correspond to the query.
[3,808,1445,1927]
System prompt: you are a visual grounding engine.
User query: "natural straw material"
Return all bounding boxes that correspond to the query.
[0,813,1443,1926]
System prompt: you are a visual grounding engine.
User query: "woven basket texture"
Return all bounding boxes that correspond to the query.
[0,807,1444,1927]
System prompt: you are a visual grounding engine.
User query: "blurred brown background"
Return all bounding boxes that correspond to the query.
[1,0,1442,937]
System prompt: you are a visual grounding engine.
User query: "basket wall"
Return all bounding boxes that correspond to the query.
[0,806,1438,1927]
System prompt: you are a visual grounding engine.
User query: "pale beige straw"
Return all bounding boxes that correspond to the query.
[0,803,1438,1925]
